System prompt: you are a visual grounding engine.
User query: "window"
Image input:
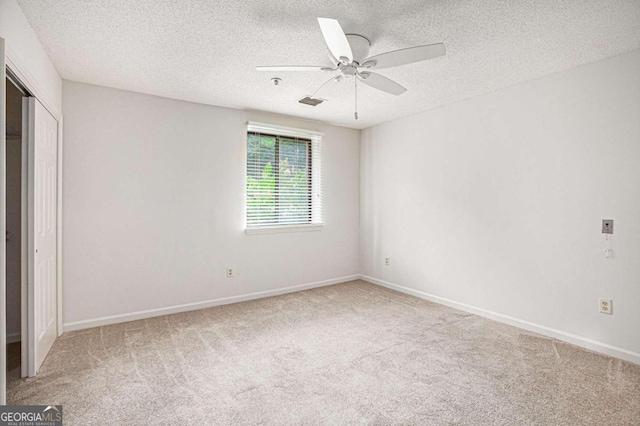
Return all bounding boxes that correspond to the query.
[246,122,323,233]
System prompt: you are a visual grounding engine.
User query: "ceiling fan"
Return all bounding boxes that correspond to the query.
[257,18,446,119]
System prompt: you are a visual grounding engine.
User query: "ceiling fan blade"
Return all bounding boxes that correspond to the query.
[317,18,353,63]
[362,43,445,70]
[256,66,334,72]
[357,72,407,95]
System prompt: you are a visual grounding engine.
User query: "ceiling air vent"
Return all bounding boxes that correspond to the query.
[299,96,325,106]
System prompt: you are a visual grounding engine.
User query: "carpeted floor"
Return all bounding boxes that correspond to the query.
[7,280,640,425]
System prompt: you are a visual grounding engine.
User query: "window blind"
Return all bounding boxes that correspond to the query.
[246,122,323,229]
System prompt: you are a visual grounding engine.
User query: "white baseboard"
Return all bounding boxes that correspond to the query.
[361,275,640,365]
[62,273,640,365]
[6,332,21,344]
[63,274,360,333]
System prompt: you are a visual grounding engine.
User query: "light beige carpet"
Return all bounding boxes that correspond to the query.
[7,281,640,425]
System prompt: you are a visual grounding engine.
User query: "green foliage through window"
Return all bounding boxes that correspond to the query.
[247,133,311,226]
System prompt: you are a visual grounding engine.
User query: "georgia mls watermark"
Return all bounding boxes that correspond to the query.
[0,405,62,426]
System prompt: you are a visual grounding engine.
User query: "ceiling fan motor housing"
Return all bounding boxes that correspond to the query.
[341,65,358,77]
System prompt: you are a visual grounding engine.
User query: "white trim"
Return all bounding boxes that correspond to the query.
[361,275,640,366]
[26,97,36,377]
[20,97,28,378]
[63,274,360,332]
[56,116,63,336]
[7,332,21,344]
[5,47,61,120]
[245,224,323,235]
[247,121,324,138]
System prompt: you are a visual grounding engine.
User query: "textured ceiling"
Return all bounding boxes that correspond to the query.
[17,0,640,129]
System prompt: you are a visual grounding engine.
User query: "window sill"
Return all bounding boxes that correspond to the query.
[245,224,324,235]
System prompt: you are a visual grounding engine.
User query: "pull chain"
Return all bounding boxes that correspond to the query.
[312,75,339,98]
[354,77,359,120]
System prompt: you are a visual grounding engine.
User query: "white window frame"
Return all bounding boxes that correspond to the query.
[245,122,323,235]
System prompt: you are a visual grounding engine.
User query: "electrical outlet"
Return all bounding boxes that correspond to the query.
[384,257,390,266]
[599,298,612,314]
[226,268,234,278]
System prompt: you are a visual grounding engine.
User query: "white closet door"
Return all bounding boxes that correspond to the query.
[27,96,58,375]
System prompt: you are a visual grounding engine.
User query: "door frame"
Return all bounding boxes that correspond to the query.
[2,43,64,384]
[6,54,64,337]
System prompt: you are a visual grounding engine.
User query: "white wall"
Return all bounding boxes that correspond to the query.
[0,0,62,115]
[62,81,360,326]
[361,49,640,356]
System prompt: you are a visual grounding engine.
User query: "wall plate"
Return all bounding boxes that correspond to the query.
[599,298,612,314]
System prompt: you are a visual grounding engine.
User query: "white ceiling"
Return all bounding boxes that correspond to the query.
[17,0,640,129]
